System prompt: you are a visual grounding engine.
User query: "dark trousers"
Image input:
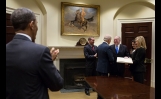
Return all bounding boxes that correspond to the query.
[96,71,108,99]
[133,72,144,84]
[117,64,125,77]
[110,64,125,77]
[85,67,97,90]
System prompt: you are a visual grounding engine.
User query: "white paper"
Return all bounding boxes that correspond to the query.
[116,57,133,64]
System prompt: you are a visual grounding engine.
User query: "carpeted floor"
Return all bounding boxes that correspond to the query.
[60,88,93,93]
[49,90,97,99]
[60,88,85,93]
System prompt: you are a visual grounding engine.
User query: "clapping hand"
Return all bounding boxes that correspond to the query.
[50,47,59,61]
[94,53,97,58]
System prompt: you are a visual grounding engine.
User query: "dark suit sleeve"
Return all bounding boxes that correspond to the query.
[84,46,95,59]
[106,47,114,62]
[124,45,130,57]
[39,47,64,91]
[133,48,145,65]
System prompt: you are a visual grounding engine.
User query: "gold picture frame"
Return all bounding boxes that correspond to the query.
[61,2,100,36]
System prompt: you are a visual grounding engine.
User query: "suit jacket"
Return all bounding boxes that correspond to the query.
[129,47,146,73]
[6,35,64,99]
[96,42,114,73]
[84,44,97,68]
[110,44,129,75]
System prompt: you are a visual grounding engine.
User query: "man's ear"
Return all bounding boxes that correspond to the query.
[29,21,34,30]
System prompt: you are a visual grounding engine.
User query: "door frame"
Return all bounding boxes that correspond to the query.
[117,17,155,87]
[6,7,42,44]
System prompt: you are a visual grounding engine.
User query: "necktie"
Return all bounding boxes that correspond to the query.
[92,46,94,50]
[116,45,118,53]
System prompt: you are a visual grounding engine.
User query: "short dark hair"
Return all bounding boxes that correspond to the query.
[88,37,94,41]
[10,7,36,31]
[131,39,135,43]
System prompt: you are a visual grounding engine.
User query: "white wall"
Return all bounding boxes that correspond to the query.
[6,0,155,46]
[40,0,155,46]
[6,0,43,45]
[113,2,155,36]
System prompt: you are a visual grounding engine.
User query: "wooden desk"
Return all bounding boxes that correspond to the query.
[85,76,155,99]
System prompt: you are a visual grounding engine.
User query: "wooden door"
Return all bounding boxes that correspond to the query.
[122,22,152,86]
[6,13,15,44]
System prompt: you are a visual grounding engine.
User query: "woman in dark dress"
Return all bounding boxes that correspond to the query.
[129,36,147,84]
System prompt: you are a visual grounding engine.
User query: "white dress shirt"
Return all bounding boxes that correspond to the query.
[16,33,32,41]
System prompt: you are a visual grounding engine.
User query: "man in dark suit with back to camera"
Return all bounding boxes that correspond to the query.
[84,37,97,96]
[109,36,129,77]
[6,7,64,99]
[96,35,114,99]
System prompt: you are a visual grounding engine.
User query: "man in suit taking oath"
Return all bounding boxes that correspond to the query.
[84,37,97,96]
[6,7,63,99]
[96,35,114,99]
[109,36,129,77]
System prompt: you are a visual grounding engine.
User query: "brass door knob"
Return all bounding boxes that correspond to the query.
[144,58,152,63]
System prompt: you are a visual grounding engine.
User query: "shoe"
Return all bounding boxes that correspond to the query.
[85,89,90,96]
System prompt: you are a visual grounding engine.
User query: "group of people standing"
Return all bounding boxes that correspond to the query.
[84,35,147,99]
[6,7,147,99]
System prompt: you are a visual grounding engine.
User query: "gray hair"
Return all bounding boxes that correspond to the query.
[88,37,94,41]
[104,35,111,41]
[114,36,121,40]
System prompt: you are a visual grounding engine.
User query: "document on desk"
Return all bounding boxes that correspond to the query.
[116,57,133,64]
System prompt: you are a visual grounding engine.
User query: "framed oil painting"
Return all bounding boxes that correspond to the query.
[61,2,100,36]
